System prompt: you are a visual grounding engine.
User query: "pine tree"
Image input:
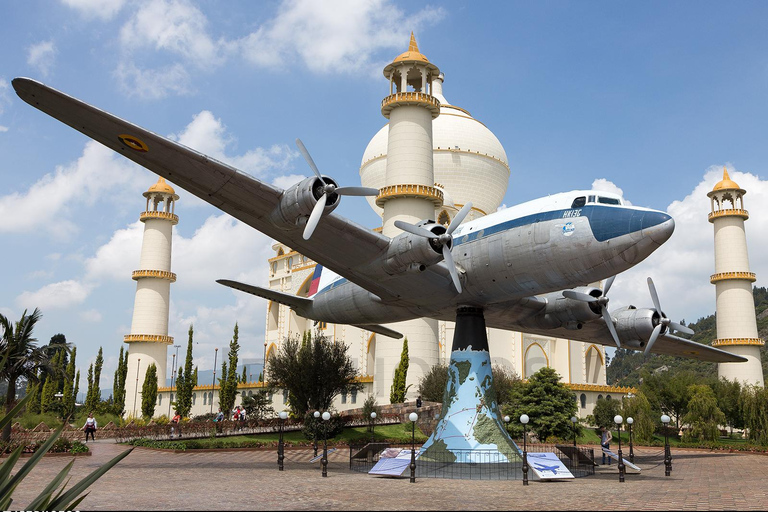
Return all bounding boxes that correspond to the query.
[241,366,248,384]
[218,323,241,415]
[40,351,62,413]
[141,363,158,420]
[390,337,409,404]
[175,325,195,417]
[174,366,185,415]
[73,369,80,409]
[84,363,96,411]
[62,346,77,418]
[92,347,104,405]
[25,372,41,415]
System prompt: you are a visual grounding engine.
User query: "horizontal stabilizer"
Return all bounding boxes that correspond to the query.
[352,324,403,339]
[217,279,312,315]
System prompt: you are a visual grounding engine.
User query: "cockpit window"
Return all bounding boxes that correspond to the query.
[597,196,621,205]
[571,196,586,208]
[588,195,596,203]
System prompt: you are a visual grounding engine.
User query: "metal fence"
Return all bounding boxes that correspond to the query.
[349,442,595,480]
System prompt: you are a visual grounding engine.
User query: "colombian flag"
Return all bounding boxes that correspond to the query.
[308,265,323,297]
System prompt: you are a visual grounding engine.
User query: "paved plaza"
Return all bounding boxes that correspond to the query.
[8,440,768,510]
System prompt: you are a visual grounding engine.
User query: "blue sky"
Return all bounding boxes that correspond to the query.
[2,0,768,390]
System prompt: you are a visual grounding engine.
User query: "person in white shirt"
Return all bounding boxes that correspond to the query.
[82,412,98,442]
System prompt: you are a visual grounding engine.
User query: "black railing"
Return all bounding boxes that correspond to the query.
[349,442,595,480]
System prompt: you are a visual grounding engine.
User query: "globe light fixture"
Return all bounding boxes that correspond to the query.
[277,411,288,471]
[321,411,331,477]
[520,414,530,485]
[409,412,418,483]
[370,411,377,442]
[312,410,321,457]
[661,414,672,476]
[626,417,635,463]
[570,416,578,448]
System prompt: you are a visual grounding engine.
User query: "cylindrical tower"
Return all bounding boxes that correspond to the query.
[708,167,764,387]
[375,34,443,403]
[124,177,179,416]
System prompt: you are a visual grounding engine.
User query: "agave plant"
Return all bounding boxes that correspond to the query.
[0,355,132,509]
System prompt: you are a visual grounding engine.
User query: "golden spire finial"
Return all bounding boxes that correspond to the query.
[408,32,419,53]
[723,166,731,181]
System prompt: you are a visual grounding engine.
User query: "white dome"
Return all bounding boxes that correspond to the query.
[360,79,509,219]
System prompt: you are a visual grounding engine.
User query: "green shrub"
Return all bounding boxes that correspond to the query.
[69,441,88,454]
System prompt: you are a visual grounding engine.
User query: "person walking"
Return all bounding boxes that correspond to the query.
[82,412,97,443]
[600,426,613,465]
[171,411,182,438]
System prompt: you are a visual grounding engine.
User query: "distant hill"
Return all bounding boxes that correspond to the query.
[606,286,768,386]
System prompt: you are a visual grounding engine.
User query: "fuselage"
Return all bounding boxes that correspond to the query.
[308,189,674,326]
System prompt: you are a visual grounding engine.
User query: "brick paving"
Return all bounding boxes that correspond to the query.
[7,440,768,510]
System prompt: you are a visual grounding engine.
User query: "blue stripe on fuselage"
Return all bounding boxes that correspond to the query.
[452,205,671,246]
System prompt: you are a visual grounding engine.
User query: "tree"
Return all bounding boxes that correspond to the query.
[141,363,158,419]
[241,366,248,384]
[501,367,578,442]
[85,347,104,411]
[362,394,381,435]
[739,385,768,445]
[112,346,128,416]
[61,346,77,418]
[175,325,196,417]
[267,332,362,416]
[40,350,63,413]
[712,378,743,435]
[417,364,448,403]
[682,384,725,443]
[240,391,274,421]
[218,324,241,415]
[641,370,697,429]
[0,308,60,441]
[621,391,655,444]
[390,337,409,404]
[590,396,622,429]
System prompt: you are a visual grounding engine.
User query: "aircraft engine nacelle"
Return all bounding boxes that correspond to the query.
[269,176,340,230]
[612,306,661,348]
[382,222,447,275]
[518,287,603,330]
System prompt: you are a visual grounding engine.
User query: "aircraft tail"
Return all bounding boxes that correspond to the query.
[217,279,313,316]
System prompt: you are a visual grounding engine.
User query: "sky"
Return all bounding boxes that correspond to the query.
[2,0,768,392]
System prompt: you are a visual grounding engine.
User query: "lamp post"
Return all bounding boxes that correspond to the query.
[409,412,418,483]
[661,414,672,476]
[614,415,625,482]
[278,411,287,471]
[520,414,529,486]
[571,416,578,448]
[133,358,141,418]
[321,411,330,477]
[370,412,377,442]
[627,417,635,463]
[503,415,510,437]
[210,348,218,413]
[313,411,320,457]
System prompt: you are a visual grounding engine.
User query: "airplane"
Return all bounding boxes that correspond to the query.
[12,77,746,364]
[531,462,564,475]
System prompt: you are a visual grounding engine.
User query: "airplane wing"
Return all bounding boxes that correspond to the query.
[485,307,748,363]
[13,78,398,301]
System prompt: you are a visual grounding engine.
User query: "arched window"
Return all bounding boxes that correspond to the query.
[282,389,288,404]
[606,395,612,401]
[597,394,603,401]
[524,343,548,379]
[203,393,207,405]
[580,393,587,409]
[158,394,162,406]
[351,389,357,404]
[192,393,197,405]
[208,392,214,406]
[585,345,604,384]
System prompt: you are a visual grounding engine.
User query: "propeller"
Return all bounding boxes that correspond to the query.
[563,275,622,348]
[644,277,695,356]
[394,202,473,293]
[296,138,379,240]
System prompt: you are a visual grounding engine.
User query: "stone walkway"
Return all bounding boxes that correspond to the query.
[7,440,768,510]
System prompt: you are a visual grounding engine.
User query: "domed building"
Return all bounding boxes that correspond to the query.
[359,74,510,224]
[257,35,630,417]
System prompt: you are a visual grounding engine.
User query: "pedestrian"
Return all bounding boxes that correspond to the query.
[171,410,182,438]
[82,412,97,443]
[214,407,224,433]
[600,426,613,465]
[416,396,423,408]
[239,405,247,429]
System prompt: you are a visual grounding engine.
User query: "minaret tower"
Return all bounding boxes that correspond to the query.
[124,178,179,416]
[708,167,764,387]
[374,34,444,402]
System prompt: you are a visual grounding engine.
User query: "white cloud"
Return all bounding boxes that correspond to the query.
[236,0,446,75]
[60,0,127,20]
[271,174,308,190]
[80,309,103,322]
[0,141,143,236]
[609,165,768,325]
[0,78,8,132]
[16,280,93,311]
[591,178,632,205]
[84,222,143,282]
[27,41,57,78]
[113,62,194,99]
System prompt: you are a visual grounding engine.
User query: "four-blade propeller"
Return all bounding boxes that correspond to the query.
[644,277,694,355]
[296,138,379,240]
[394,202,473,293]
[563,275,622,348]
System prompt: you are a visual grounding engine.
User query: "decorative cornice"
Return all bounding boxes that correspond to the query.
[708,209,749,222]
[268,250,299,263]
[375,184,444,208]
[124,334,173,345]
[710,271,756,284]
[711,338,764,347]
[140,211,179,224]
[132,270,176,282]
[567,383,638,394]
[356,375,374,383]
[381,92,440,119]
[158,376,372,393]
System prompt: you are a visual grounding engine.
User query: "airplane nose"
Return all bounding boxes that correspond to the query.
[645,212,674,244]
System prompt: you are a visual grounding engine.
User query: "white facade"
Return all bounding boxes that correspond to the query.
[124,178,178,417]
[708,168,765,387]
